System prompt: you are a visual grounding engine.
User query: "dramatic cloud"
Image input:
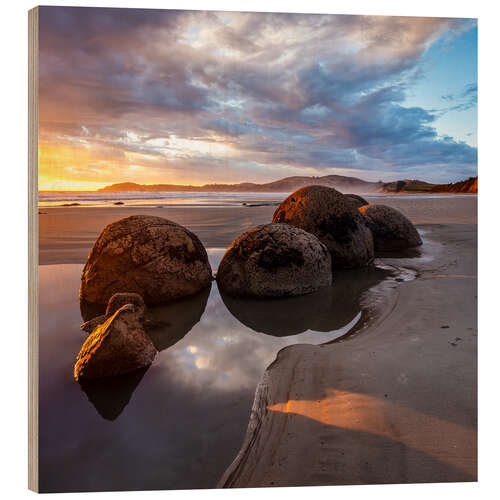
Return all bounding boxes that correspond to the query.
[38,7,477,189]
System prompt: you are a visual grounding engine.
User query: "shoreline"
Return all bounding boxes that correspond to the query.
[219,222,477,487]
[38,196,477,265]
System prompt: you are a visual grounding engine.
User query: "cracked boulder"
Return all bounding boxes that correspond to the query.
[359,204,422,251]
[272,185,374,269]
[79,215,212,306]
[216,223,332,297]
[80,292,147,333]
[74,304,157,381]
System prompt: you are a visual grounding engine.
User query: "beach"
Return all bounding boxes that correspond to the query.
[220,221,477,486]
[37,193,477,490]
[39,194,475,264]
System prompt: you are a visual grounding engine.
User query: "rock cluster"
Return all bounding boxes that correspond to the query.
[72,190,422,384]
[272,186,374,269]
[75,215,212,381]
[217,223,332,297]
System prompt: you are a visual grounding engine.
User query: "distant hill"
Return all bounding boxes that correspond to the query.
[98,175,384,194]
[430,176,478,194]
[98,174,478,195]
[381,179,435,193]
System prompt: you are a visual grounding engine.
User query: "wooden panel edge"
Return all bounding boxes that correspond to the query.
[28,5,39,493]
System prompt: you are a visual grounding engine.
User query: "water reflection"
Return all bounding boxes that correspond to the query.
[375,246,423,259]
[147,285,211,351]
[79,367,150,421]
[38,253,395,492]
[80,297,106,323]
[221,267,391,337]
[76,285,211,419]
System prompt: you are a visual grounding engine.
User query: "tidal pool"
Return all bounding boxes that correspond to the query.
[38,250,392,492]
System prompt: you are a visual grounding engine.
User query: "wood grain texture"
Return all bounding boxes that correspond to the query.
[28,6,39,493]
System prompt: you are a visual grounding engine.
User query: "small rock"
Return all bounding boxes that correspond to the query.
[106,292,145,316]
[80,292,146,333]
[74,304,157,381]
[113,201,124,205]
[80,314,106,334]
[217,223,332,297]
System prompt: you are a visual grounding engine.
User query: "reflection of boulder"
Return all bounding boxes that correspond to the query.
[80,298,106,323]
[273,186,374,269]
[147,284,211,351]
[79,366,149,420]
[79,215,212,306]
[74,304,157,381]
[217,224,332,297]
[221,266,390,337]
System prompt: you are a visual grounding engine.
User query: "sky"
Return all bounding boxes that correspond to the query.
[38,7,477,190]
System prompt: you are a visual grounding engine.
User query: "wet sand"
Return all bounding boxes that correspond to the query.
[220,220,477,486]
[39,205,274,264]
[38,195,476,265]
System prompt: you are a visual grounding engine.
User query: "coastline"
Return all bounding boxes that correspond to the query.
[219,222,477,487]
[38,195,477,265]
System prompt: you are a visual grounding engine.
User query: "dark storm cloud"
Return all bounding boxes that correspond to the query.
[38,7,477,184]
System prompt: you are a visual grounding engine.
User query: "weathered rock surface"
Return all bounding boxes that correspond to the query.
[80,292,146,333]
[74,304,157,381]
[217,223,332,297]
[272,186,374,269]
[79,215,212,306]
[359,204,422,252]
[345,193,369,208]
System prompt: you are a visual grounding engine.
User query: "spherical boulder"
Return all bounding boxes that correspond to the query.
[80,215,212,306]
[272,186,374,269]
[345,193,369,208]
[359,204,422,251]
[216,223,332,297]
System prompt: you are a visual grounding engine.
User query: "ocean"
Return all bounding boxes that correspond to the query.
[38,190,476,208]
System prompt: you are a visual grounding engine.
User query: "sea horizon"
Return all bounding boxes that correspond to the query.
[38,190,477,208]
